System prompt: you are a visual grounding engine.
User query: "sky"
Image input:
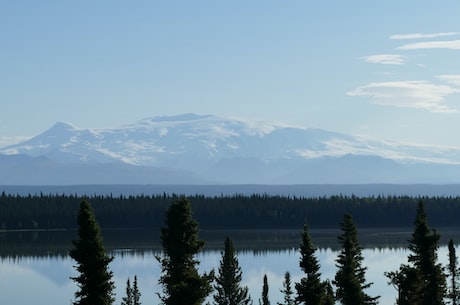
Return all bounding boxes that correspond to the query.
[2,1,460,147]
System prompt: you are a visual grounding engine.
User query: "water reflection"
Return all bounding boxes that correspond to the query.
[0,246,416,305]
[0,229,457,305]
[0,227,427,258]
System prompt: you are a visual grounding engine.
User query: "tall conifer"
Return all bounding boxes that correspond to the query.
[214,237,252,305]
[448,239,460,305]
[132,276,141,305]
[333,214,379,305]
[278,272,295,305]
[408,201,446,305]
[70,199,115,305]
[121,276,141,305]
[260,274,270,305]
[386,201,446,305]
[295,223,328,305]
[121,279,133,305]
[157,197,213,305]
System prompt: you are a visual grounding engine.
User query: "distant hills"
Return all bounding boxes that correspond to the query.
[1,113,460,185]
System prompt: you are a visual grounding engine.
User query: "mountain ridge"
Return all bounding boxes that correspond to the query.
[1,114,460,185]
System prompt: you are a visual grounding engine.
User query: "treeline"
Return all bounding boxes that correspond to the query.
[70,197,458,305]
[1,192,460,230]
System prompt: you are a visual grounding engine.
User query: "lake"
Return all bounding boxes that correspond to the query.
[0,228,458,305]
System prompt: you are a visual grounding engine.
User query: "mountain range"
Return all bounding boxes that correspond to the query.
[1,113,460,185]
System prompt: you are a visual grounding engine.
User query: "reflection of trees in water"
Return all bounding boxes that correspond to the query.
[2,228,460,259]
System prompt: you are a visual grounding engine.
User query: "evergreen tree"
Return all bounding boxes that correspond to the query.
[157,197,213,305]
[132,275,141,305]
[121,276,141,305]
[333,213,379,305]
[408,201,446,305]
[295,223,328,305]
[70,199,115,305]
[214,237,252,305]
[385,265,419,305]
[260,274,270,305]
[322,281,335,305]
[386,201,446,305]
[448,239,459,305]
[278,272,296,305]
[121,278,133,305]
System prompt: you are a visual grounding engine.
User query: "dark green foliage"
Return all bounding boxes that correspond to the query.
[448,239,459,305]
[408,201,446,305]
[295,223,329,305]
[322,280,335,305]
[278,272,295,305]
[6,192,460,231]
[260,274,270,305]
[69,199,115,305]
[121,276,141,305]
[121,278,133,305]
[157,197,213,305]
[385,265,420,305]
[386,201,446,305]
[132,275,141,305]
[333,214,379,305]
[214,237,252,305]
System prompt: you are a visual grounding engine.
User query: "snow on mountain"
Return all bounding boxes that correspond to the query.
[1,114,460,184]
[0,114,341,167]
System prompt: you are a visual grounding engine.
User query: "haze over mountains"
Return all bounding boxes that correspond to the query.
[1,114,460,185]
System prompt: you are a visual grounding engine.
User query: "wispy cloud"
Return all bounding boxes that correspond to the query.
[390,32,459,40]
[361,54,406,65]
[347,81,459,113]
[397,40,460,50]
[0,135,30,148]
[437,74,460,87]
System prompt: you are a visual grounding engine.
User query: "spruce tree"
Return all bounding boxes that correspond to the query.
[260,274,270,305]
[121,278,133,305]
[214,237,252,305]
[386,201,446,305]
[333,213,379,305]
[70,199,115,305]
[132,275,141,305]
[121,276,141,305]
[409,201,446,305]
[157,197,213,305]
[323,281,335,305]
[295,223,328,305]
[385,265,419,305]
[278,272,295,305]
[449,239,460,305]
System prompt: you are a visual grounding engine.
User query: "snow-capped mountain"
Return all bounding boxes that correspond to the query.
[1,113,460,184]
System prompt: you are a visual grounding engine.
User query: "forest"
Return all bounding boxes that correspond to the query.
[68,197,457,305]
[1,192,460,231]
[1,191,459,304]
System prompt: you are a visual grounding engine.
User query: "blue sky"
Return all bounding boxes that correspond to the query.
[2,1,460,147]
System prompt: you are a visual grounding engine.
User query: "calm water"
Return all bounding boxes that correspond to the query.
[0,229,457,305]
